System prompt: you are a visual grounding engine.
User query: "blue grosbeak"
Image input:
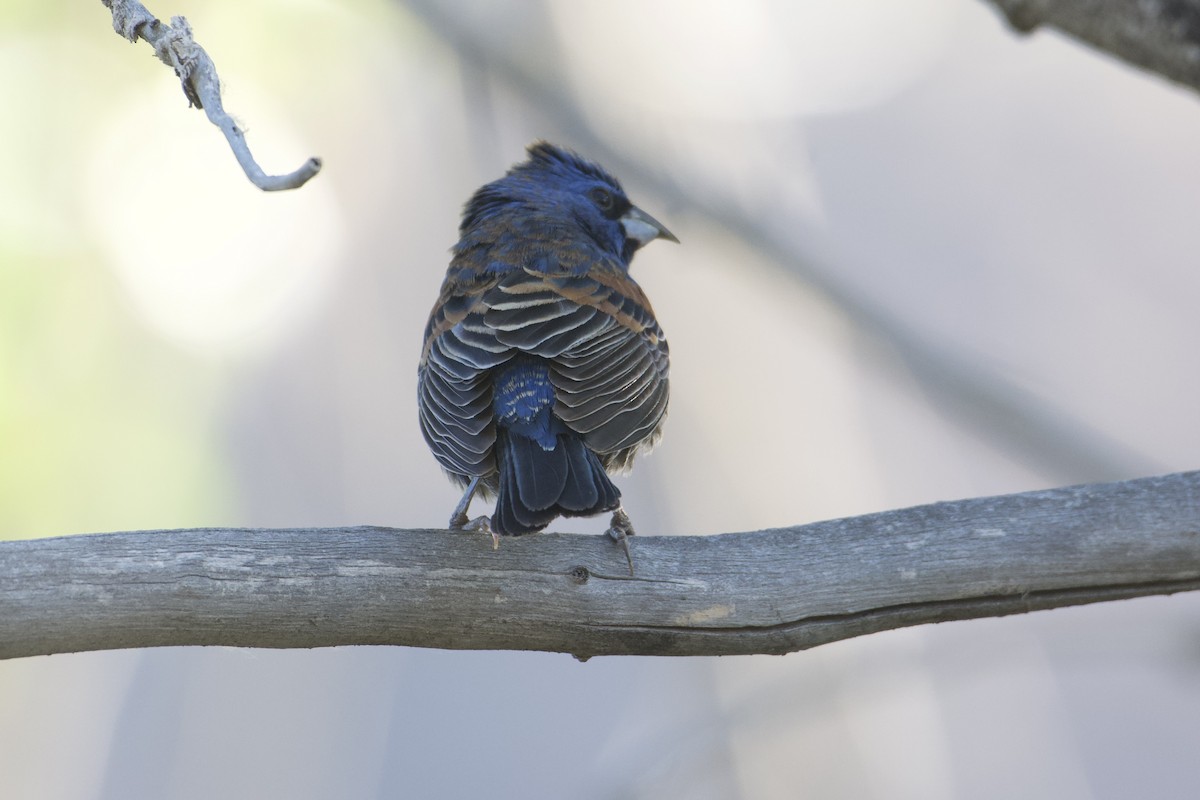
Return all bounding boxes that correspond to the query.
[418,142,676,569]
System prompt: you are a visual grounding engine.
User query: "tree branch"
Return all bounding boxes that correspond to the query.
[101,0,322,191]
[2,472,1198,661]
[983,0,1200,94]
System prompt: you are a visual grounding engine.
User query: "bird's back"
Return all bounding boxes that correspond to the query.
[418,212,669,491]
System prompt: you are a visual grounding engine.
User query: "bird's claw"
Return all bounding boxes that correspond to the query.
[450,511,499,550]
[464,515,500,550]
[606,507,636,575]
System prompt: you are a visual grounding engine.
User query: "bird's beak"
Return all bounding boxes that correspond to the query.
[621,206,679,246]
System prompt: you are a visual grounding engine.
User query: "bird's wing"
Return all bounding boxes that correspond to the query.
[417,261,505,481]
[534,265,669,461]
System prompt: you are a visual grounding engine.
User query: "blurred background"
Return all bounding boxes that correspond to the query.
[3,0,1200,797]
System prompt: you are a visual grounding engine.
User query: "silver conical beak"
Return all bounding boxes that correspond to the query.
[620,206,679,246]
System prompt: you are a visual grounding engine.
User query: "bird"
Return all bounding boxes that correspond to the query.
[417,141,676,571]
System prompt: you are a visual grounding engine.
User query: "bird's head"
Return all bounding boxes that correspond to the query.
[461,142,678,265]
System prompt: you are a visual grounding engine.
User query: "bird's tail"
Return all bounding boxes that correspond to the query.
[492,430,621,535]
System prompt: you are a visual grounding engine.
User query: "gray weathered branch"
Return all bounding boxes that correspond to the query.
[2,472,1198,661]
[983,0,1200,93]
[101,0,322,191]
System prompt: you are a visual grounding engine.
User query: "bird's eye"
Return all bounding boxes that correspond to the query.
[590,187,615,211]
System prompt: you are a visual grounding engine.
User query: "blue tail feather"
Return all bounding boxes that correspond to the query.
[493,430,621,535]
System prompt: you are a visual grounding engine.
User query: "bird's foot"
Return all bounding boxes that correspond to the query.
[447,476,482,530]
[605,507,636,576]
[464,515,500,550]
[449,508,499,550]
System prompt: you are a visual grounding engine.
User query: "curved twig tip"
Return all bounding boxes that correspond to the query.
[262,157,323,192]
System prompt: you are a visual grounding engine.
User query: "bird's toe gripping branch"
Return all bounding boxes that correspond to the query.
[606,506,636,576]
[447,476,500,549]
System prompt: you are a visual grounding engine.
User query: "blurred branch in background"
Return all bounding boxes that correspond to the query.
[2,471,1197,661]
[985,0,1200,93]
[401,0,1161,486]
[100,0,322,191]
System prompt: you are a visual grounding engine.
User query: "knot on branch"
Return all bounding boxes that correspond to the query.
[105,0,156,42]
[992,0,1049,34]
[156,16,205,108]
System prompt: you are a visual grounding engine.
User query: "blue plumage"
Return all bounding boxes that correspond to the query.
[417,142,676,565]
[493,360,559,450]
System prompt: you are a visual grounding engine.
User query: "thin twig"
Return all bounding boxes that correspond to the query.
[1,471,1197,660]
[102,0,322,191]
